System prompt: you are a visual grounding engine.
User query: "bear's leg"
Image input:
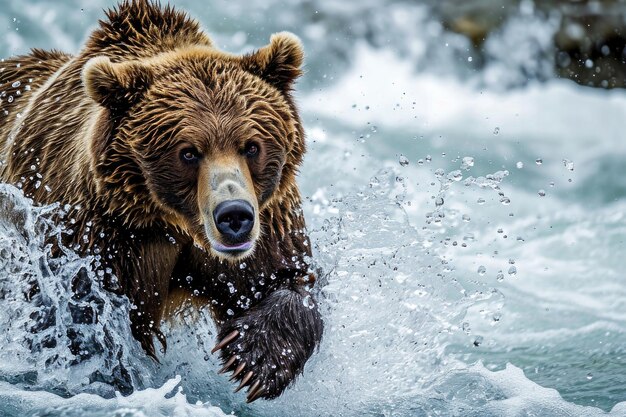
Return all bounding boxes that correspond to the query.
[107,233,182,359]
[213,287,323,402]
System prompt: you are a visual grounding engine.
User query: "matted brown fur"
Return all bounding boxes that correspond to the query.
[0,0,322,401]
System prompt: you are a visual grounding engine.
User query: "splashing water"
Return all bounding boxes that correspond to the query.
[0,168,501,416]
[0,184,154,398]
[3,159,621,417]
[2,0,626,416]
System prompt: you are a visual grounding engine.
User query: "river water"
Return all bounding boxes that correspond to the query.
[1,1,625,416]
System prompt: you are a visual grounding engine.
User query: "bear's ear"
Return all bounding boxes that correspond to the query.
[240,32,304,92]
[82,56,153,111]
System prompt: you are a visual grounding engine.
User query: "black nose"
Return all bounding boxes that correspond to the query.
[213,200,255,243]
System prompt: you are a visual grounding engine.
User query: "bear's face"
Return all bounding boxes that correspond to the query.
[83,33,305,261]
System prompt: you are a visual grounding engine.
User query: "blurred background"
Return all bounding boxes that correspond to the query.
[1,1,626,416]
[5,0,626,90]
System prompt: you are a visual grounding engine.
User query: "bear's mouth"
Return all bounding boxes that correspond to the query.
[210,240,254,256]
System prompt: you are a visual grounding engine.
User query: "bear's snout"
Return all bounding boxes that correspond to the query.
[213,199,255,247]
[199,160,260,259]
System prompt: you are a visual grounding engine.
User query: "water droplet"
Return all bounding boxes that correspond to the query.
[473,336,483,347]
[516,161,524,169]
[185,275,193,283]
[508,266,517,276]
[462,214,471,222]
[493,127,500,135]
[557,51,572,68]
[449,170,463,182]
[462,322,471,333]
[11,81,20,88]
[538,189,546,197]
[461,156,474,170]
[586,373,593,380]
[227,282,236,294]
[398,155,409,167]
[477,265,486,276]
[500,196,511,205]
[435,197,444,207]
[239,262,247,269]
[425,155,432,163]
[563,159,574,171]
[227,309,234,316]
[434,168,445,177]
[496,271,504,282]
[477,197,486,205]
[302,295,315,309]
[535,158,543,165]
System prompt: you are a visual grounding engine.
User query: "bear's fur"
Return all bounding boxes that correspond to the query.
[0,0,322,401]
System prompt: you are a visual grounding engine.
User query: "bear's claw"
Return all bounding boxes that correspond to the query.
[214,289,323,402]
[212,330,263,400]
[234,371,254,392]
[218,355,237,374]
[229,362,246,380]
[247,381,265,403]
[212,329,239,353]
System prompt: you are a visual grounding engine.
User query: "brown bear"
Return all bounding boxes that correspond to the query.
[0,0,323,402]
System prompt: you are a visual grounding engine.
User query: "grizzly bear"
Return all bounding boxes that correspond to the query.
[0,0,323,402]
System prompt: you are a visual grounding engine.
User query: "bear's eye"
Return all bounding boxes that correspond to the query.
[244,142,259,158]
[180,148,200,164]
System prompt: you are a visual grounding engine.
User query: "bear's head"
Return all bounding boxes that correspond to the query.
[82,33,305,261]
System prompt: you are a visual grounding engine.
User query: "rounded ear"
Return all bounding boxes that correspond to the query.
[82,56,153,110]
[240,32,304,92]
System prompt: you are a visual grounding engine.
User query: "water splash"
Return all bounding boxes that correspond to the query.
[0,184,152,398]
[426,156,511,226]
[0,166,623,416]
[0,375,229,417]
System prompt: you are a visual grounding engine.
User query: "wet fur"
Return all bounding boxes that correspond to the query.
[0,0,322,400]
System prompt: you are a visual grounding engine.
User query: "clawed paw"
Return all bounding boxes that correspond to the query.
[212,328,271,402]
[212,324,301,402]
[212,290,323,403]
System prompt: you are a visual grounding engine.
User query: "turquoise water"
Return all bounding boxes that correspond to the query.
[1,1,626,416]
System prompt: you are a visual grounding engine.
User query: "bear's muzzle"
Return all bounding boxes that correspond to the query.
[198,158,260,260]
